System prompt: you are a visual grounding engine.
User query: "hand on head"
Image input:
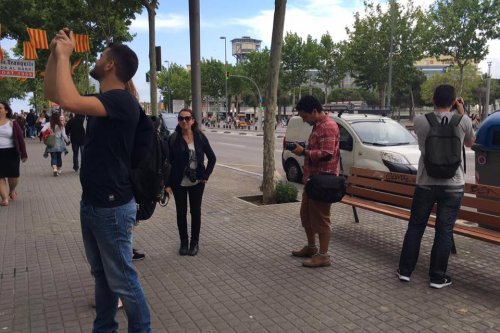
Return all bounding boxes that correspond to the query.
[454,97,465,115]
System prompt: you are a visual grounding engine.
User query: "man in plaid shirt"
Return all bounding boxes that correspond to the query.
[290,95,340,267]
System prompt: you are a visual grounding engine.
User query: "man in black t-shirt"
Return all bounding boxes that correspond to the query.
[65,113,85,172]
[44,29,151,332]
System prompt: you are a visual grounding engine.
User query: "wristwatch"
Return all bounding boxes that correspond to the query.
[302,148,308,156]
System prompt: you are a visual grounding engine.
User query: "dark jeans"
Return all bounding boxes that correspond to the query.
[172,182,205,245]
[399,185,464,282]
[28,125,36,138]
[72,144,84,171]
[50,152,62,167]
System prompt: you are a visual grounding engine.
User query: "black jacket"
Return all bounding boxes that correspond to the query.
[65,114,86,146]
[167,128,216,188]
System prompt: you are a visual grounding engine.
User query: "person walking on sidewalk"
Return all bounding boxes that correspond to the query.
[65,113,85,173]
[44,29,151,332]
[26,109,37,138]
[290,95,340,268]
[166,108,216,256]
[397,84,475,289]
[0,101,28,206]
[41,111,69,176]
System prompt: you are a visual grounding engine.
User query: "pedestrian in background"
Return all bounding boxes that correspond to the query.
[15,113,26,138]
[41,112,69,176]
[36,111,47,141]
[0,101,28,206]
[65,113,85,173]
[166,108,216,256]
[44,28,151,332]
[26,109,37,138]
[397,84,475,289]
[290,95,340,268]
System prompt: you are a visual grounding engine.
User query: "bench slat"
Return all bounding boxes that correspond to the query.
[456,209,500,230]
[350,167,416,184]
[347,176,415,196]
[461,195,500,215]
[346,187,413,209]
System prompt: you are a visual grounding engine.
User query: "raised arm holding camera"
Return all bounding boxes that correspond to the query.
[44,28,151,332]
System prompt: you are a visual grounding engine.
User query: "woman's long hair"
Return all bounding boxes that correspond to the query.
[0,101,13,119]
[50,112,63,130]
[125,80,140,102]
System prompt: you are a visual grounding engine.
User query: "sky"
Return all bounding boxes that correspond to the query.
[3,0,500,112]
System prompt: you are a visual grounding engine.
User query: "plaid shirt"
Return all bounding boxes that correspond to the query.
[303,115,340,183]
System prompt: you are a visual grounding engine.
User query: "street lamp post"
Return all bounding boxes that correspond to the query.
[220,36,228,119]
[164,60,173,113]
[484,61,492,121]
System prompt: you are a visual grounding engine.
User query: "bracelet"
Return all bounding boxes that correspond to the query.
[302,149,307,156]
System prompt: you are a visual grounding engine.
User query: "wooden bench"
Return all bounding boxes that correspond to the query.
[341,167,500,247]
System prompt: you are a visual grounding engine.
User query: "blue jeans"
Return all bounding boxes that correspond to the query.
[399,185,464,282]
[50,152,62,167]
[28,125,36,138]
[80,199,151,333]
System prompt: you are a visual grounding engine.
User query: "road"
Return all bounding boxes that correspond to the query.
[204,130,477,184]
[204,131,287,179]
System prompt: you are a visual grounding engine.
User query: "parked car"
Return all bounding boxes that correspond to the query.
[159,111,178,133]
[282,113,420,183]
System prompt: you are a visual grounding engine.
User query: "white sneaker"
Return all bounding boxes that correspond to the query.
[396,269,410,282]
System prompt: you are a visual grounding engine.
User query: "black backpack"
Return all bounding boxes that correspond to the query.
[424,112,465,179]
[131,109,171,220]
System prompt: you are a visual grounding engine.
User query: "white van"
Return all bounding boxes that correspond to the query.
[282,113,420,183]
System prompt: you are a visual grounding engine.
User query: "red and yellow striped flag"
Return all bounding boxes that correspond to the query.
[27,28,49,49]
[71,58,82,74]
[74,34,90,53]
[23,41,38,60]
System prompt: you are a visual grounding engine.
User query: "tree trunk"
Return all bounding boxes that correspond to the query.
[379,86,386,107]
[409,85,415,121]
[262,0,287,205]
[142,0,158,116]
[458,64,465,97]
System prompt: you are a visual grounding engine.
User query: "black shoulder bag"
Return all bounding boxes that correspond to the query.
[304,154,346,203]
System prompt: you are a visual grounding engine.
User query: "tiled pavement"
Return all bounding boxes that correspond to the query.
[0,139,499,333]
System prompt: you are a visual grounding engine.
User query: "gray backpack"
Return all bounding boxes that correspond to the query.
[424,112,464,179]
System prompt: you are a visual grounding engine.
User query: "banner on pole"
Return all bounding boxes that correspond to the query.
[0,59,35,78]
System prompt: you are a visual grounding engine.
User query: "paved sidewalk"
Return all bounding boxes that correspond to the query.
[0,140,499,333]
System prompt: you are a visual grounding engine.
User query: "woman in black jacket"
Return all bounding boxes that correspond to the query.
[166,109,216,256]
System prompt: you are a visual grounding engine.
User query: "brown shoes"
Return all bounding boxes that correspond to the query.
[302,254,331,268]
[291,245,318,258]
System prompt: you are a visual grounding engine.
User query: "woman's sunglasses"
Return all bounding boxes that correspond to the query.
[178,116,192,122]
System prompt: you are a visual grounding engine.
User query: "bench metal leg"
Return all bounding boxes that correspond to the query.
[451,234,457,254]
[352,206,360,223]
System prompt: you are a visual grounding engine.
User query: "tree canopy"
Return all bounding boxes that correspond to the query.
[427,0,500,94]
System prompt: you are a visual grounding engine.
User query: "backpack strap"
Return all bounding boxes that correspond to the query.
[425,112,439,127]
[449,113,463,127]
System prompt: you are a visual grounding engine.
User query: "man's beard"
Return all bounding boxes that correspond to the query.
[89,66,103,80]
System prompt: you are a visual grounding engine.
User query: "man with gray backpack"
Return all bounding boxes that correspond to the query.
[398,84,475,289]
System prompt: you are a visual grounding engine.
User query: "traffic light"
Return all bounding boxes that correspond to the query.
[155,46,162,71]
[225,71,230,79]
